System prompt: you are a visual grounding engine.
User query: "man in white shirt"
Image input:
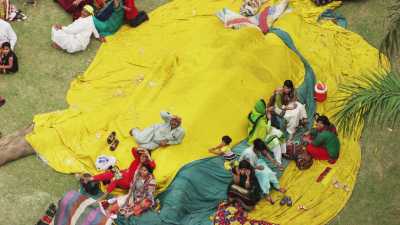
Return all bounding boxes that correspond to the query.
[51,5,104,53]
[130,111,186,151]
[0,19,17,50]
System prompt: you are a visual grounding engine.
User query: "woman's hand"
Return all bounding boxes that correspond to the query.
[72,0,82,6]
[277,163,284,171]
[256,165,264,170]
[99,36,106,43]
[159,140,169,147]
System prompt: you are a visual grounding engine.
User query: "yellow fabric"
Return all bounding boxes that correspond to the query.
[27,0,388,224]
[221,146,231,154]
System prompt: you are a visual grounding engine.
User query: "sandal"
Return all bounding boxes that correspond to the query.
[107,131,116,144]
[286,197,292,207]
[110,139,119,151]
[280,196,288,206]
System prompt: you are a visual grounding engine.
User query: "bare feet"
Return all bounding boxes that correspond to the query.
[51,42,62,50]
[266,195,275,205]
[279,187,287,193]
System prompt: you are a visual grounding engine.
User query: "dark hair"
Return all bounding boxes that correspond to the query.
[238,159,253,170]
[316,115,331,127]
[283,80,294,90]
[222,135,232,145]
[1,42,10,49]
[80,174,100,196]
[141,163,154,174]
[253,138,267,152]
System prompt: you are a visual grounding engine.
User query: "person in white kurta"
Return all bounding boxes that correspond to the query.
[0,19,16,50]
[51,6,102,53]
[130,111,185,151]
[279,101,307,138]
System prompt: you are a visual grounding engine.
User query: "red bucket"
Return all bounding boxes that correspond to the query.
[314,82,327,102]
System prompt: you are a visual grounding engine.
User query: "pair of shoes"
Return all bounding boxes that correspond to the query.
[280,196,292,207]
[107,131,119,151]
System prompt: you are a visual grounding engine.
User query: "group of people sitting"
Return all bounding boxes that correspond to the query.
[72,79,340,221]
[221,80,341,211]
[52,0,149,53]
[78,111,185,218]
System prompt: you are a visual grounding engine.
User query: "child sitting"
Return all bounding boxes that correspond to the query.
[209,135,237,169]
[0,42,17,74]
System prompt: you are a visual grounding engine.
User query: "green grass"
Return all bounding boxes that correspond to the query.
[0,0,398,224]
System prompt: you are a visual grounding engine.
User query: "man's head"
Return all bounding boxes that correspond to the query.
[1,42,11,55]
[170,116,181,129]
[81,5,94,17]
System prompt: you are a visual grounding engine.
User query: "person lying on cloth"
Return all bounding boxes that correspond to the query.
[51,5,105,53]
[56,0,106,20]
[267,80,308,141]
[216,0,290,34]
[103,164,157,218]
[239,139,286,205]
[227,160,262,211]
[247,99,287,165]
[82,147,155,197]
[130,111,185,151]
[303,115,340,164]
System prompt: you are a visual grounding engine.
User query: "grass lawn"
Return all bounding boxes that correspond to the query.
[0,0,398,224]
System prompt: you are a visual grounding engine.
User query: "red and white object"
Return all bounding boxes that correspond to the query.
[314,82,328,102]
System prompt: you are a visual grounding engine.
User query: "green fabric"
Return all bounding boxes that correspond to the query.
[114,141,288,225]
[247,99,269,143]
[111,28,317,225]
[311,128,340,158]
[318,9,347,28]
[93,3,124,37]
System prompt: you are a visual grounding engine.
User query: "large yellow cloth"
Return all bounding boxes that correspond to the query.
[27,0,386,224]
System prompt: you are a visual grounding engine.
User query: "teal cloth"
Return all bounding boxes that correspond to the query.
[93,2,124,36]
[318,9,347,28]
[80,28,316,225]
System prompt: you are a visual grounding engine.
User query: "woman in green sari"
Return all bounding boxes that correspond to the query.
[93,0,124,37]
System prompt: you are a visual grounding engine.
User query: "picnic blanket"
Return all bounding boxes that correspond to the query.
[52,191,113,225]
[27,0,388,224]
